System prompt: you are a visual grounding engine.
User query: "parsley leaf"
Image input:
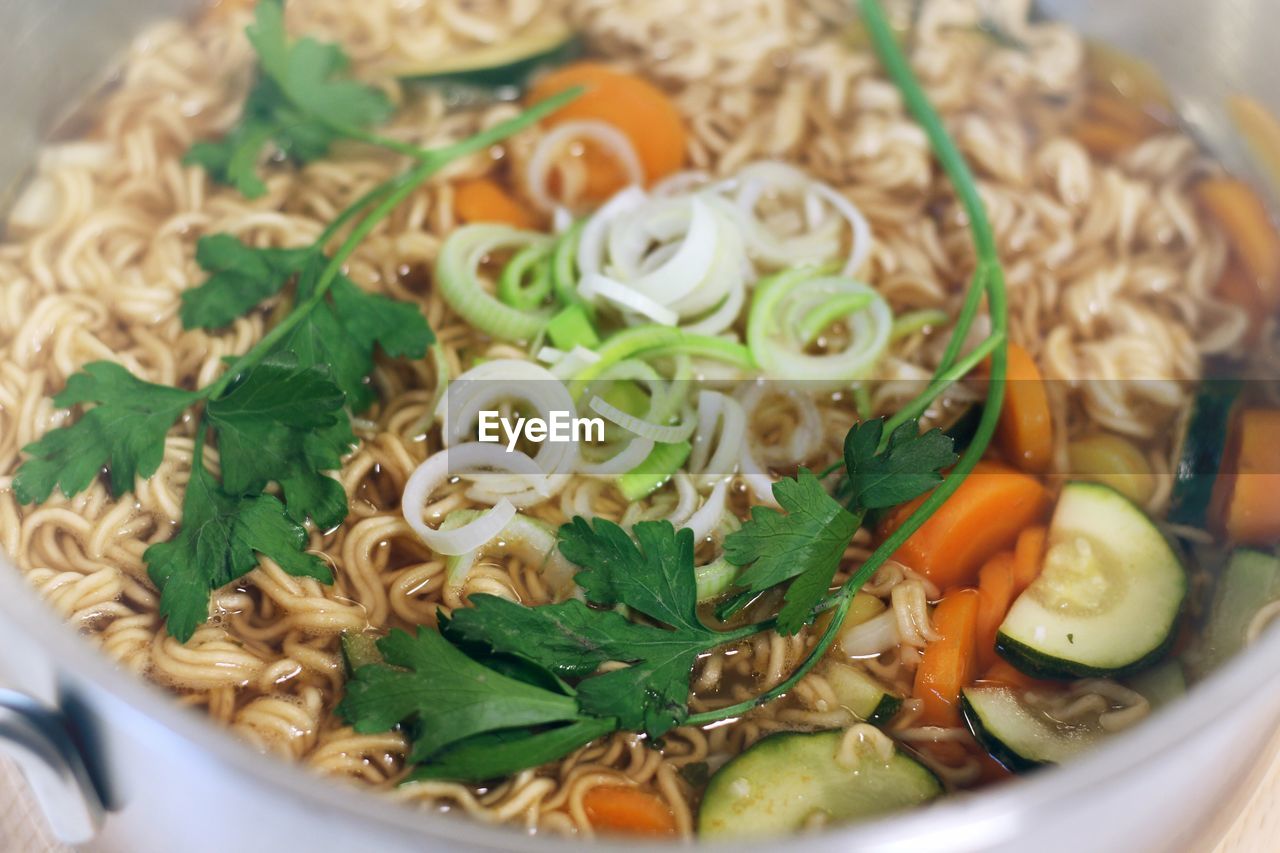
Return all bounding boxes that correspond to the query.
[144,460,332,642]
[184,0,392,198]
[336,627,587,763]
[554,519,723,736]
[406,718,616,783]
[842,418,957,510]
[447,520,730,738]
[180,235,311,330]
[271,255,433,411]
[205,354,353,528]
[720,469,861,633]
[12,363,199,503]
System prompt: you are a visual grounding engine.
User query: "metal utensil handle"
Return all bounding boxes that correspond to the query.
[0,689,103,844]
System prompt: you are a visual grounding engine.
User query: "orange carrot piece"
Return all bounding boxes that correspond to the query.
[1012,525,1047,597]
[1224,409,1280,545]
[527,62,687,200]
[582,786,678,837]
[914,588,980,728]
[880,461,1052,590]
[975,552,1017,672]
[997,344,1054,474]
[1196,177,1280,308]
[453,178,539,229]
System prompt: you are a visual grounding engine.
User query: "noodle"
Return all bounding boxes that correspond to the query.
[0,0,1250,838]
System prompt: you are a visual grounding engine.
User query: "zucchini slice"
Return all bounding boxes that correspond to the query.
[396,22,580,89]
[1192,548,1280,676]
[961,686,1101,773]
[1168,380,1240,528]
[996,482,1187,678]
[698,730,942,838]
[823,663,903,725]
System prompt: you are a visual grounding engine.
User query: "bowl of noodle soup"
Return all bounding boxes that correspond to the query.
[1,0,1280,850]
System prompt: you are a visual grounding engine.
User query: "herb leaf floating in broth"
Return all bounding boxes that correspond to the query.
[184,0,393,197]
[12,363,199,503]
[144,431,333,643]
[718,421,955,634]
[719,468,862,631]
[204,353,354,529]
[336,627,588,763]
[179,234,314,330]
[11,6,583,640]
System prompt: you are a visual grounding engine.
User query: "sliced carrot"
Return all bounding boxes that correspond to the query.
[526,62,687,200]
[453,178,539,229]
[1012,525,1047,596]
[1196,177,1280,309]
[913,587,980,728]
[1224,409,1280,545]
[997,344,1053,473]
[880,461,1052,590]
[582,785,678,837]
[975,552,1017,672]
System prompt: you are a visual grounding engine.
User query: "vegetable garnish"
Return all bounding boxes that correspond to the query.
[333,0,1012,782]
[12,9,583,640]
[185,0,393,197]
[339,519,764,780]
[717,418,956,633]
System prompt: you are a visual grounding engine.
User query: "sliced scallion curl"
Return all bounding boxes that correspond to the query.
[728,160,874,277]
[401,443,549,556]
[579,273,679,325]
[693,510,743,602]
[436,224,556,342]
[891,308,950,341]
[435,359,579,498]
[588,394,696,444]
[440,509,569,595]
[497,243,554,310]
[551,219,587,309]
[747,268,892,386]
[688,390,746,489]
[570,325,753,392]
[525,119,644,214]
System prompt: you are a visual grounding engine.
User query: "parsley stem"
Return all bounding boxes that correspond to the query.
[879,327,1005,444]
[690,0,1009,727]
[197,89,582,403]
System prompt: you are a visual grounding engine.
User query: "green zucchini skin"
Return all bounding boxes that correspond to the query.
[399,31,582,90]
[994,626,1178,681]
[960,692,1044,774]
[1167,379,1241,528]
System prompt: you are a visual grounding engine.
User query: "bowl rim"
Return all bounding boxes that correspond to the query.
[2,545,1279,851]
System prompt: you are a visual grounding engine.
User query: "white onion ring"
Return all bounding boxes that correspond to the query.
[730,161,873,276]
[578,273,679,325]
[681,477,730,543]
[840,609,902,658]
[526,120,644,214]
[689,391,746,488]
[402,443,551,555]
[577,435,656,476]
[435,359,579,495]
[588,395,696,444]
